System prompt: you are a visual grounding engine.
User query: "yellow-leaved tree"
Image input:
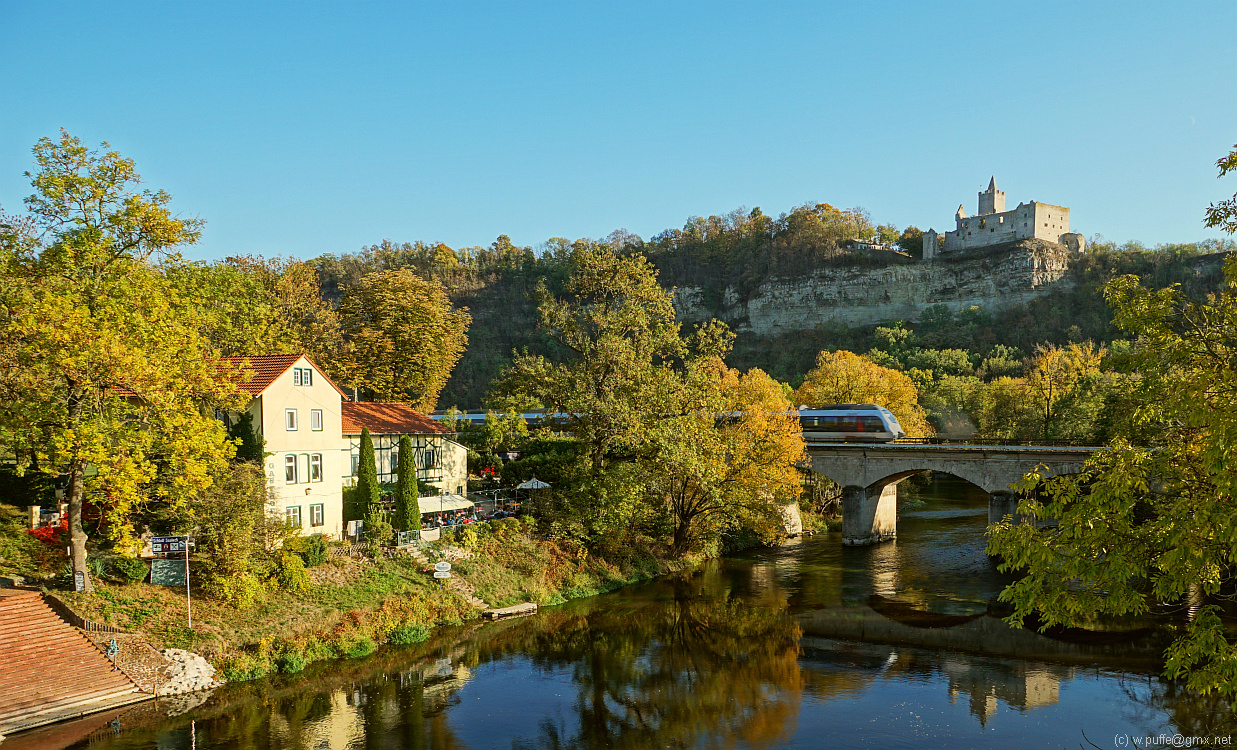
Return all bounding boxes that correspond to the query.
[0,132,245,591]
[793,350,932,437]
[647,360,806,554]
[338,268,471,411]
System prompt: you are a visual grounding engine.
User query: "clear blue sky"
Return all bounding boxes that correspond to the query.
[2,1,1234,261]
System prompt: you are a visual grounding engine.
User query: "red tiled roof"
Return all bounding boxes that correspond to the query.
[219,354,348,397]
[342,402,450,435]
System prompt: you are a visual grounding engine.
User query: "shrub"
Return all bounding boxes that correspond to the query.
[276,650,307,673]
[299,535,329,567]
[220,651,273,682]
[205,571,266,609]
[343,636,377,659]
[111,556,148,584]
[388,623,430,645]
[458,525,479,549]
[275,553,310,593]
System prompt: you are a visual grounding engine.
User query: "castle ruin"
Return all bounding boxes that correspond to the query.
[923,178,1084,259]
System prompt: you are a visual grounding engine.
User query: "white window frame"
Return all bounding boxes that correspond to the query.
[350,453,359,477]
[286,506,302,528]
[310,503,324,527]
[310,454,322,482]
[293,367,314,387]
[285,409,298,431]
[284,455,297,484]
[311,409,323,431]
[292,369,302,386]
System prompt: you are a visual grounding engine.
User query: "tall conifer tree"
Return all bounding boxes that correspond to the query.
[356,426,381,531]
[394,435,419,531]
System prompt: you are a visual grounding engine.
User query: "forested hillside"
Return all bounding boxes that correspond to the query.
[309,208,1233,409]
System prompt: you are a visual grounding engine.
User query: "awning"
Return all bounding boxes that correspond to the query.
[418,494,475,513]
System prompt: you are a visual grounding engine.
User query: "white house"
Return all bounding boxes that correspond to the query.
[223,354,348,539]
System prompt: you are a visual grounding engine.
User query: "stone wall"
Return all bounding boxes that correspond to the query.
[672,239,1076,336]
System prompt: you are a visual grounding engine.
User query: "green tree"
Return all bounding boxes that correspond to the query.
[989,150,1237,696]
[0,132,244,592]
[338,269,471,411]
[356,427,381,531]
[394,435,418,531]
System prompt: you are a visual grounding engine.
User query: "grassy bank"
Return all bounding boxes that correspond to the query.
[53,517,685,682]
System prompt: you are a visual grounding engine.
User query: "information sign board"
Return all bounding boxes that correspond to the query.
[151,558,188,587]
[74,571,85,592]
[151,536,188,554]
[433,571,452,579]
[434,562,452,572]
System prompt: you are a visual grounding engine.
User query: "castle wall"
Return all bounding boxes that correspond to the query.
[944,202,1070,252]
[1030,203,1070,243]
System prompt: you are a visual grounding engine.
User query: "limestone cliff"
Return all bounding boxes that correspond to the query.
[672,239,1076,335]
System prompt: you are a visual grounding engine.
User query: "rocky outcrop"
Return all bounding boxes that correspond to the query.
[673,239,1076,335]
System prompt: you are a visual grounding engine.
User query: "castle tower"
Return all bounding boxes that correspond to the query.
[978,176,1005,215]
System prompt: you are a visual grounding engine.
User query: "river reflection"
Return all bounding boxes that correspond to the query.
[33,474,1235,749]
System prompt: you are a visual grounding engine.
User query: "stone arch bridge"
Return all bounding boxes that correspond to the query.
[807,443,1099,546]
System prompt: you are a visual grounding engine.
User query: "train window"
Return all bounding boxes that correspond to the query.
[861,416,884,431]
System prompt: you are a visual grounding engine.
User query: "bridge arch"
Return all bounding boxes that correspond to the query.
[805,444,1096,546]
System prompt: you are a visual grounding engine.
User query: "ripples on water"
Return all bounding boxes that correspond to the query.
[32,474,1235,749]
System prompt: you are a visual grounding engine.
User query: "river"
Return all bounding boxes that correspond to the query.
[35,474,1236,749]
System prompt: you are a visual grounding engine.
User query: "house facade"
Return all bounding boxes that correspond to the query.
[223,354,349,539]
[341,402,468,497]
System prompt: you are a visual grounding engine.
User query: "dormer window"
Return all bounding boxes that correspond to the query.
[292,368,314,386]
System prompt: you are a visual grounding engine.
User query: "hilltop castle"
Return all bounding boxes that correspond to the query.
[923,178,1083,259]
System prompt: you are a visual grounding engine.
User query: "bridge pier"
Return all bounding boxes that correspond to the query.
[988,491,1019,526]
[841,484,897,546]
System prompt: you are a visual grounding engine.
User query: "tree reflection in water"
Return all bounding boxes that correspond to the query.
[511,572,804,750]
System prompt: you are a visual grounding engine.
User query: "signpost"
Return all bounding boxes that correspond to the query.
[433,561,451,585]
[151,535,193,629]
[434,562,451,572]
[433,571,451,579]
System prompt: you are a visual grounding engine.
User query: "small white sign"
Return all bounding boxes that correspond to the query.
[434,561,452,572]
[433,571,452,579]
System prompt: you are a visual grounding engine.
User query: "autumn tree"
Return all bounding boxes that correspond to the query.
[169,256,344,369]
[647,364,806,553]
[497,246,803,554]
[496,247,691,476]
[0,132,244,591]
[793,350,932,437]
[338,269,470,410]
[1023,342,1105,442]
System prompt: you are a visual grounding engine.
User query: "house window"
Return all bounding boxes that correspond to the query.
[286,409,298,431]
[423,449,437,468]
[310,503,324,527]
[350,454,359,476]
[311,409,323,431]
[285,455,297,483]
[292,367,314,386]
[310,454,322,482]
[286,506,302,528]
